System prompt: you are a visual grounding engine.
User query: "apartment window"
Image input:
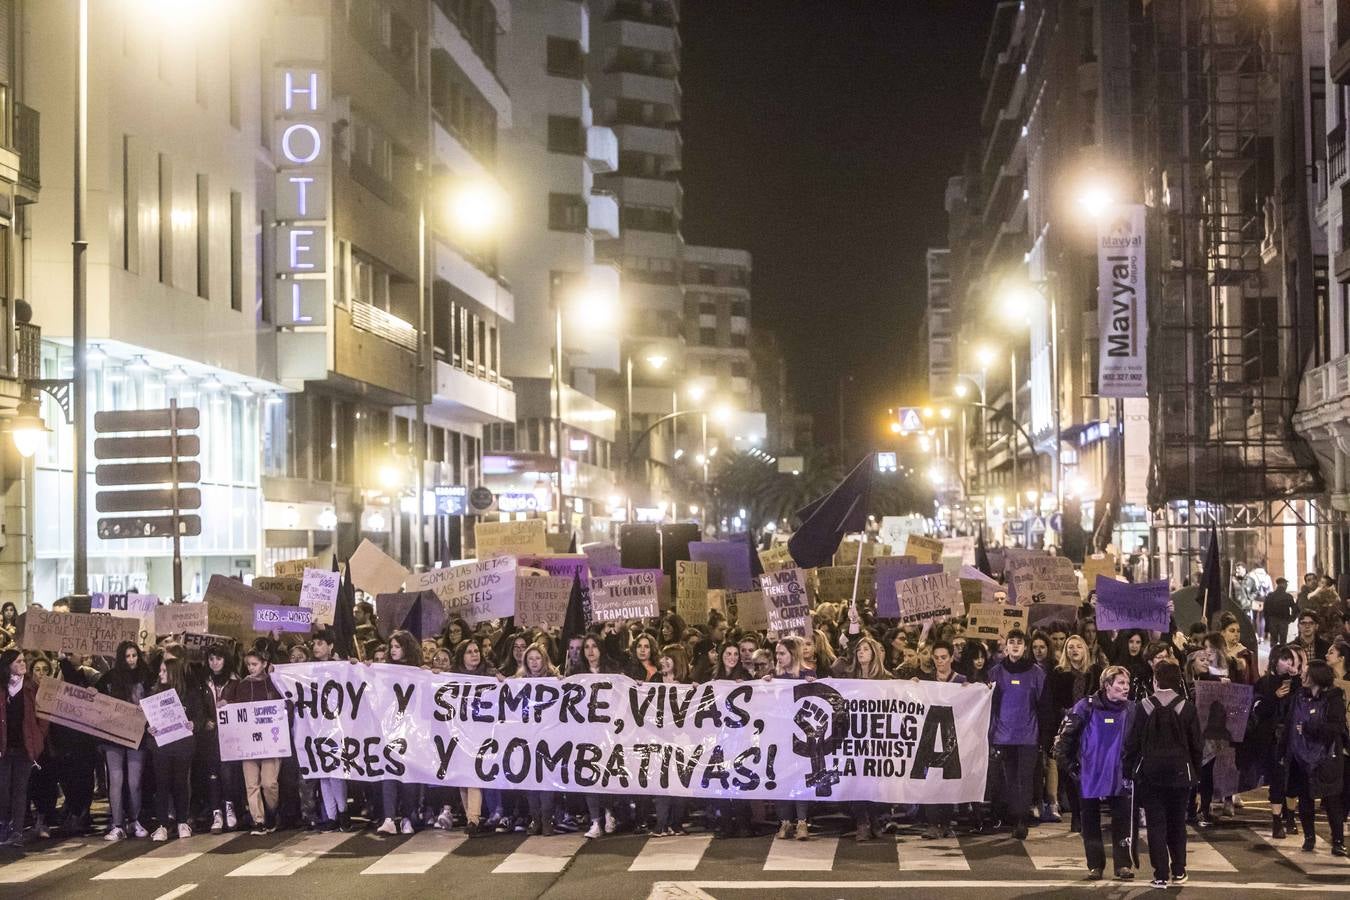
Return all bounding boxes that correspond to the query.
[730,299,748,317]
[731,361,749,378]
[196,174,210,299]
[697,265,715,284]
[1078,3,1096,64]
[546,37,584,79]
[730,332,747,348]
[230,190,243,311]
[122,135,139,273]
[547,116,585,155]
[618,150,665,178]
[431,53,498,164]
[698,327,716,345]
[620,204,675,233]
[158,153,172,285]
[549,193,587,232]
[257,205,272,324]
[228,25,240,128]
[698,299,715,315]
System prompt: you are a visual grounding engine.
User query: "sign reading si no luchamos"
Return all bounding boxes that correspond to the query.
[270,664,991,804]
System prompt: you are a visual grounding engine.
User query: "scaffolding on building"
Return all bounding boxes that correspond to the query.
[1141,0,1322,582]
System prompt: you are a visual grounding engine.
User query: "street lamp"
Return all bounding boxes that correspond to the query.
[6,401,49,459]
[447,179,507,240]
[1075,179,1117,221]
[997,277,1061,519]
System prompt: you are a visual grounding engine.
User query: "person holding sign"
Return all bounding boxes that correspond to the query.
[1282,660,1347,855]
[1053,666,1138,881]
[0,649,47,848]
[510,643,561,836]
[917,640,968,840]
[147,657,206,841]
[986,629,1053,840]
[766,634,814,841]
[837,635,892,843]
[222,650,284,834]
[96,641,152,841]
[376,632,424,836]
[567,634,621,839]
[203,645,241,834]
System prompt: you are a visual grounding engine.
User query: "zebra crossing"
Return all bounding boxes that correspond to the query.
[1,821,1348,888]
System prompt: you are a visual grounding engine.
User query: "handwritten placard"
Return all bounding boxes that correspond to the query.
[966,602,1027,639]
[1008,553,1079,605]
[1094,577,1171,632]
[758,545,795,573]
[253,604,313,633]
[19,609,140,657]
[155,602,208,638]
[475,518,549,557]
[35,678,146,748]
[1193,680,1254,743]
[251,577,302,604]
[204,575,279,643]
[274,555,326,577]
[896,572,964,625]
[141,690,192,746]
[409,556,519,625]
[1081,552,1120,598]
[589,571,660,622]
[515,576,573,629]
[732,589,769,631]
[299,568,340,626]
[903,534,944,564]
[761,568,811,637]
[217,700,292,761]
[90,592,159,648]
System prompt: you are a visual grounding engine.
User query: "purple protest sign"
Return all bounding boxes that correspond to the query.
[875,562,943,618]
[1094,577,1171,632]
[253,604,313,634]
[689,541,754,593]
[518,555,591,581]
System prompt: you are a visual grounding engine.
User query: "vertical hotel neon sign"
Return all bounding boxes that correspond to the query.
[274,20,329,329]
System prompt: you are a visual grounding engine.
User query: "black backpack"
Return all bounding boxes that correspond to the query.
[1135,694,1194,785]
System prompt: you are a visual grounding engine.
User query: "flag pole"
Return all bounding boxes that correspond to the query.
[847,536,863,633]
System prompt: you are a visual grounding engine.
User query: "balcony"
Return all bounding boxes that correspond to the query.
[587,125,618,173]
[15,103,38,195]
[1293,351,1350,510]
[1333,35,1350,86]
[588,190,620,239]
[605,0,677,28]
[433,238,515,321]
[602,17,678,54]
[1332,124,1347,187]
[350,300,419,352]
[596,71,678,109]
[429,358,516,424]
[430,3,512,122]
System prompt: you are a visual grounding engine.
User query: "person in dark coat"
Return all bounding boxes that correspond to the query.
[1252,646,1300,838]
[1282,660,1347,855]
[1124,660,1204,888]
[1265,578,1298,647]
[0,649,48,847]
[1054,665,1138,881]
[986,629,1054,840]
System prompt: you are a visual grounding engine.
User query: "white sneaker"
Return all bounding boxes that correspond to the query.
[210,811,224,834]
[603,810,616,834]
[150,826,169,842]
[399,818,414,835]
[131,821,149,839]
[376,818,397,835]
[435,805,454,830]
[225,802,238,830]
[104,826,127,842]
[584,821,602,839]
[178,823,192,839]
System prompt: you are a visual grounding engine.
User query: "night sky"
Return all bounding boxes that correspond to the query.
[679,0,990,453]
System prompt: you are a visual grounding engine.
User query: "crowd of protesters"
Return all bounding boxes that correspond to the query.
[0,555,1346,890]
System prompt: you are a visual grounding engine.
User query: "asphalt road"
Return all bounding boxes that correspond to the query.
[1,811,1347,900]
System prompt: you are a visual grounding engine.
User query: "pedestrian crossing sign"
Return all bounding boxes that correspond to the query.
[898,407,923,433]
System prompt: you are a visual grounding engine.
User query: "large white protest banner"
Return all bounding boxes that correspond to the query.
[270,663,991,804]
[409,556,518,625]
[218,699,292,761]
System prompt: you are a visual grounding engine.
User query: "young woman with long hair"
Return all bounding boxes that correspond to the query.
[222,649,284,834]
[513,643,561,835]
[767,635,812,840]
[841,635,891,842]
[147,657,206,841]
[1284,660,1348,855]
[97,641,152,840]
[203,645,240,833]
[372,631,423,835]
[567,633,619,838]
[630,632,661,681]
[0,648,46,848]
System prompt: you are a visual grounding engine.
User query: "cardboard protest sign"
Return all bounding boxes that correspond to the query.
[875,562,943,618]
[204,575,279,643]
[1094,577,1171,632]
[1027,601,1077,631]
[475,518,548,558]
[251,577,302,604]
[1008,553,1079,605]
[254,604,313,633]
[676,560,708,602]
[515,576,573,629]
[19,609,140,657]
[581,542,621,572]
[274,555,327,577]
[299,568,341,626]
[374,591,446,641]
[895,572,963,625]
[178,632,235,661]
[832,541,890,567]
[409,556,519,625]
[966,602,1027,639]
[140,690,192,746]
[349,539,408,596]
[879,515,926,550]
[942,536,977,566]
[706,589,727,618]
[90,592,159,648]
[35,678,146,748]
[903,534,944,565]
[217,699,292,761]
[758,545,795,573]
[732,589,769,630]
[1193,680,1254,743]
[516,554,590,581]
[155,602,207,638]
[761,568,811,637]
[590,571,660,622]
[1081,552,1120,598]
[813,566,875,604]
[958,567,1002,604]
[688,541,754,592]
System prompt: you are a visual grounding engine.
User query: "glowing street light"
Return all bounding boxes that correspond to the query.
[447,179,506,239]
[1075,179,1117,220]
[6,401,49,459]
[975,345,997,368]
[645,352,668,370]
[953,383,969,399]
[711,404,733,425]
[889,420,903,433]
[687,383,707,403]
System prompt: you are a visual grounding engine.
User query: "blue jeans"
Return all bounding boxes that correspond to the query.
[103,745,145,827]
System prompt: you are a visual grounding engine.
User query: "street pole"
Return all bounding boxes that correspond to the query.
[1010,352,1018,524]
[554,304,565,533]
[414,194,426,572]
[625,354,633,523]
[72,0,89,599]
[1049,280,1061,520]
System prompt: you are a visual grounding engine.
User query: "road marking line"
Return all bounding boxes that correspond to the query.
[492,834,586,874]
[647,879,1350,896]
[361,831,466,875]
[153,884,197,900]
[762,836,838,871]
[1021,824,1084,871]
[630,834,713,871]
[0,839,106,884]
[94,833,242,880]
[895,835,970,871]
[225,831,355,877]
[1253,829,1350,877]
[1183,827,1238,872]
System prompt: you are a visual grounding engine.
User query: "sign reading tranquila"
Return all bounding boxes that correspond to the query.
[269,663,992,804]
[1097,203,1148,398]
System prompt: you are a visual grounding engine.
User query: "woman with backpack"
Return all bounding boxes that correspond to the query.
[1124,660,1204,889]
[1053,665,1138,881]
[1282,659,1347,855]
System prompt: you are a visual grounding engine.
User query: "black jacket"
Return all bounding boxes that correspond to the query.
[1264,589,1298,627]
[1122,689,1204,788]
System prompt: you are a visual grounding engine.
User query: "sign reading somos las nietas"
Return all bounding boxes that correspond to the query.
[269,663,991,804]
